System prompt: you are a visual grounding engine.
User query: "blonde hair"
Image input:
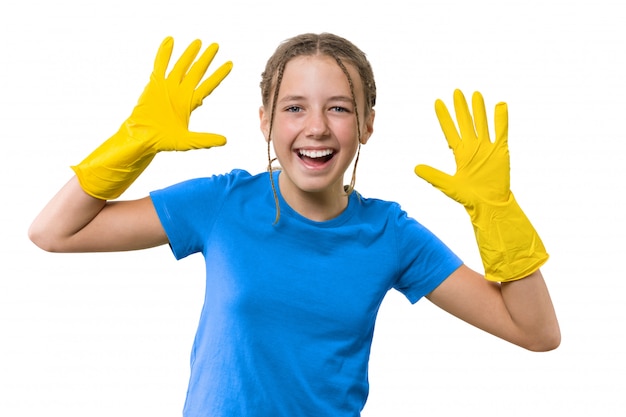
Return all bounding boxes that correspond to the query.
[260,33,377,223]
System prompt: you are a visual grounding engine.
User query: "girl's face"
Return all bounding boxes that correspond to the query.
[260,55,374,203]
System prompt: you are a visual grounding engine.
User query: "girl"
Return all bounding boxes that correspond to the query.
[29,33,560,416]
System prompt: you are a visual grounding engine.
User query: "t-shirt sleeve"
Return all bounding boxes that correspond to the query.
[392,207,463,304]
[149,171,247,260]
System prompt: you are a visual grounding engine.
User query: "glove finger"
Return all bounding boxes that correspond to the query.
[153,37,174,79]
[192,61,233,109]
[180,131,227,150]
[168,39,202,84]
[472,91,491,143]
[414,164,454,195]
[434,98,461,150]
[184,43,219,91]
[453,89,477,142]
[494,102,509,149]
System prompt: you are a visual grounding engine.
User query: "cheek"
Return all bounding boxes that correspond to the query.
[269,123,296,157]
[271,117,301,142]
[334,121,360,147]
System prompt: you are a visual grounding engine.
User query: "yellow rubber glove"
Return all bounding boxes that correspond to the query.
[71,37,233,200]
[414,89,548,282]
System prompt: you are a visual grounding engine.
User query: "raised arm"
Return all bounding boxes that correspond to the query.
[416,90,560,351]
[29,37,232,253]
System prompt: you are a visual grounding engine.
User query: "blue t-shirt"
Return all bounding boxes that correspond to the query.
[150,170,462,417]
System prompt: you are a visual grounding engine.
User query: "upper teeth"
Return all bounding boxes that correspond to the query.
[299,149,333,158]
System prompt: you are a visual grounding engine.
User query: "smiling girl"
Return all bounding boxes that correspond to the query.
[29,33,560,416]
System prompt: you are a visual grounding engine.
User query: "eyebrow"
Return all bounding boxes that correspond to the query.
[278,95,354,104]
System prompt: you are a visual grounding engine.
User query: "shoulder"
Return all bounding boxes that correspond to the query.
[348,193,438,245]
[354,193,452,252]
[352,193,415,227]
[151,169,267,196]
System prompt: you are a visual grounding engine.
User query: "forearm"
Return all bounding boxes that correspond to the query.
[29,176,107,252]
[29,176,167,253]
[500,269,560,351]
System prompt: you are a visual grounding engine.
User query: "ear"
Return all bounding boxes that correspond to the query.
[259,106,270,142]
[359,109,375,145]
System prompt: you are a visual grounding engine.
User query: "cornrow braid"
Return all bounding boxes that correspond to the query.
[266,60,287,224]
[332,55,362,195]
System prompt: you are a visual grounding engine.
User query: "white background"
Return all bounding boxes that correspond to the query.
[1,0,624,415]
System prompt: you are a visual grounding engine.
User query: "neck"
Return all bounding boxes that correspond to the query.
[278,173,349,222]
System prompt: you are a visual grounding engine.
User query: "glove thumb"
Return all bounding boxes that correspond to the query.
[180,131,227,150]
[414,164,457,199]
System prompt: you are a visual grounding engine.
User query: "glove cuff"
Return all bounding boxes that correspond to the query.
[468,193,549,282]
[71,123,157,200]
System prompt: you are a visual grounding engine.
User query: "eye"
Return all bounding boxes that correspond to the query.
[330,106,350,113]
[285,105,302,113]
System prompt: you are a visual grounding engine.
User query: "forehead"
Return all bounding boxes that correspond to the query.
[279,55,362,94]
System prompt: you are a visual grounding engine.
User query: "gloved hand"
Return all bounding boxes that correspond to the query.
[71,37,233,200]
[415,89,548,282]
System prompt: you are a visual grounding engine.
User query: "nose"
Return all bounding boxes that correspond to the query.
[304,110,330,138]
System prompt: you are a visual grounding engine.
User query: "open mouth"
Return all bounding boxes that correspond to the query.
[297,149,335,164]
